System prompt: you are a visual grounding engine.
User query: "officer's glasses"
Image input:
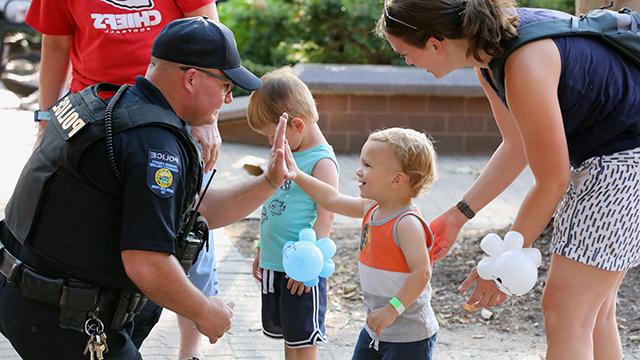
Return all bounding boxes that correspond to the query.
[179,66,235,95]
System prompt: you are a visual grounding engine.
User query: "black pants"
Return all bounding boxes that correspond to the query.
[130,299,163,349]
[0,275,160,359]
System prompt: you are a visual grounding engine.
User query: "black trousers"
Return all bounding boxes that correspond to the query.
[0,275,162,359]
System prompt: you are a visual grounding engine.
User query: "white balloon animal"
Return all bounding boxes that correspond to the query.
[476,231,542,296]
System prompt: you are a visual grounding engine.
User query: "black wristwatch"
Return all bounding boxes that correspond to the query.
[456,200,476,219]
[34,110,51,122]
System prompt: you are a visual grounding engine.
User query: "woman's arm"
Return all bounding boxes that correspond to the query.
[460,68,529,215]
[503,39,570,246]
[430,67,528,260]
[460,40,569,309]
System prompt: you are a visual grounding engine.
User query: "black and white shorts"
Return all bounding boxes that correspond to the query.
[261,269,327,348]
[552,147,640,271]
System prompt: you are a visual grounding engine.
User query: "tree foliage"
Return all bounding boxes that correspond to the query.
[219,0,576,78]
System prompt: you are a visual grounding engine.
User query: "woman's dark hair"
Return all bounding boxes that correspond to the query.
[376,0,520,62]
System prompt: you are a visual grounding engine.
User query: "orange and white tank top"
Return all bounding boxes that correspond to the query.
[358,203,439,342]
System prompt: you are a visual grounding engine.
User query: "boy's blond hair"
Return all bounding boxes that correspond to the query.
[247,68,318,132]
[368,128,438,197]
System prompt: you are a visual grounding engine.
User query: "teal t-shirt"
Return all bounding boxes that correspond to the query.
[259,144,338,271]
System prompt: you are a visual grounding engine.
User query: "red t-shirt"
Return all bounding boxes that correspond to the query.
[26,0,214,92]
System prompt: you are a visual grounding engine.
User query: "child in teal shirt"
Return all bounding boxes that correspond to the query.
[247,68,339,360]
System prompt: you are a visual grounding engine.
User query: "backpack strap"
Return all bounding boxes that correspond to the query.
[630,10,639,32]
[488,9,640,106]
[488,17,583,104]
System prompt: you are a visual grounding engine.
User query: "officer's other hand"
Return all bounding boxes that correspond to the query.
[192,121,222,173]
[265,113,290,187]
[194,297,234,343]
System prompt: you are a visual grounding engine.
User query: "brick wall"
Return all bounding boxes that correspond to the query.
[219,64,502,155]
[220,93,501,154]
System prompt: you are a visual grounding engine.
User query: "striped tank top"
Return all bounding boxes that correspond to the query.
[358,203,439,342]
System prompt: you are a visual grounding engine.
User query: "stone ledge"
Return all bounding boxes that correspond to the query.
[293,63,483,96]
[219,94,249,122]
[218,64,485,122]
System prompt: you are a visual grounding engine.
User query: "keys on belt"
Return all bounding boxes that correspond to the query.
[84,314,109,360]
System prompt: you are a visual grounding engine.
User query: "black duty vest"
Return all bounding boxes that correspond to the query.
[3,83,202,289]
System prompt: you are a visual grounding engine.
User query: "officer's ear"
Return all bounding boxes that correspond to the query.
[181,68,198,94]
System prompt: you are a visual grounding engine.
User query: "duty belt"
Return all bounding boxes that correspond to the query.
[0,242,147,332]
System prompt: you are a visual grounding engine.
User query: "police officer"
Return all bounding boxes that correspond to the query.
[0,17,289,359]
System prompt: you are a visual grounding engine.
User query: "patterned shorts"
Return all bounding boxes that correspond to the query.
[552,147,640,271]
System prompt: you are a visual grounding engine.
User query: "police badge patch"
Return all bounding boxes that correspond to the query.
[147,149,180,198]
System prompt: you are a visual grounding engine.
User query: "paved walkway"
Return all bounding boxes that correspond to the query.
[0,99,544,359]
[206,142,533,230]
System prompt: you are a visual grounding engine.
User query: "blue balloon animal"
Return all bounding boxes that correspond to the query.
[283,228,337,287]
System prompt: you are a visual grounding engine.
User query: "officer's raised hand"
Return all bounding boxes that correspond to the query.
[264,113,290,188]
[194,297,234,343]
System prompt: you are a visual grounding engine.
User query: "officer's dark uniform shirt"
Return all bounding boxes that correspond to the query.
[5,76,197,292]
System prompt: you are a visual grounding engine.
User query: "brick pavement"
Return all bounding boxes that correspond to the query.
[0,106,549,359]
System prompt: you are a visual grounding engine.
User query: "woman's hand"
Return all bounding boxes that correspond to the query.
[459,267,508,309]
[429,206,468,261]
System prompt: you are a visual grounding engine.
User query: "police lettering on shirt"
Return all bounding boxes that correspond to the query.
[50,97,87,138]
[146,149,180,198]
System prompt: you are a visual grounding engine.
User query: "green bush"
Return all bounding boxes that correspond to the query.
[219,0,575,91]
[219,0,398,73]
[520,0,575,14]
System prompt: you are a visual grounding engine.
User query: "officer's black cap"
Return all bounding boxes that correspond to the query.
[151,17,261,91]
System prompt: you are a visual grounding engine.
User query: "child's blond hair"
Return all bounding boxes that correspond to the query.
[247,68,318,132]
[368,128,438,197]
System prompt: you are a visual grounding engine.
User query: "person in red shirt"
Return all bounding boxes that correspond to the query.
[26,0,222,171]
[26,2,223,359]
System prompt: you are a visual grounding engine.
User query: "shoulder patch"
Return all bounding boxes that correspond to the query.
[146,149,181,198]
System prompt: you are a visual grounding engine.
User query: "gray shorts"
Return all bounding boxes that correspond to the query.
[552,147,640,271]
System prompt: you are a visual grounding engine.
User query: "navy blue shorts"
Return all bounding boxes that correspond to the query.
[352,328,437,360]
[261,269,327,348]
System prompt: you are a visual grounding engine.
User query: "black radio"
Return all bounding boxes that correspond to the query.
[176,210,209,274]
[175,169,216,274]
